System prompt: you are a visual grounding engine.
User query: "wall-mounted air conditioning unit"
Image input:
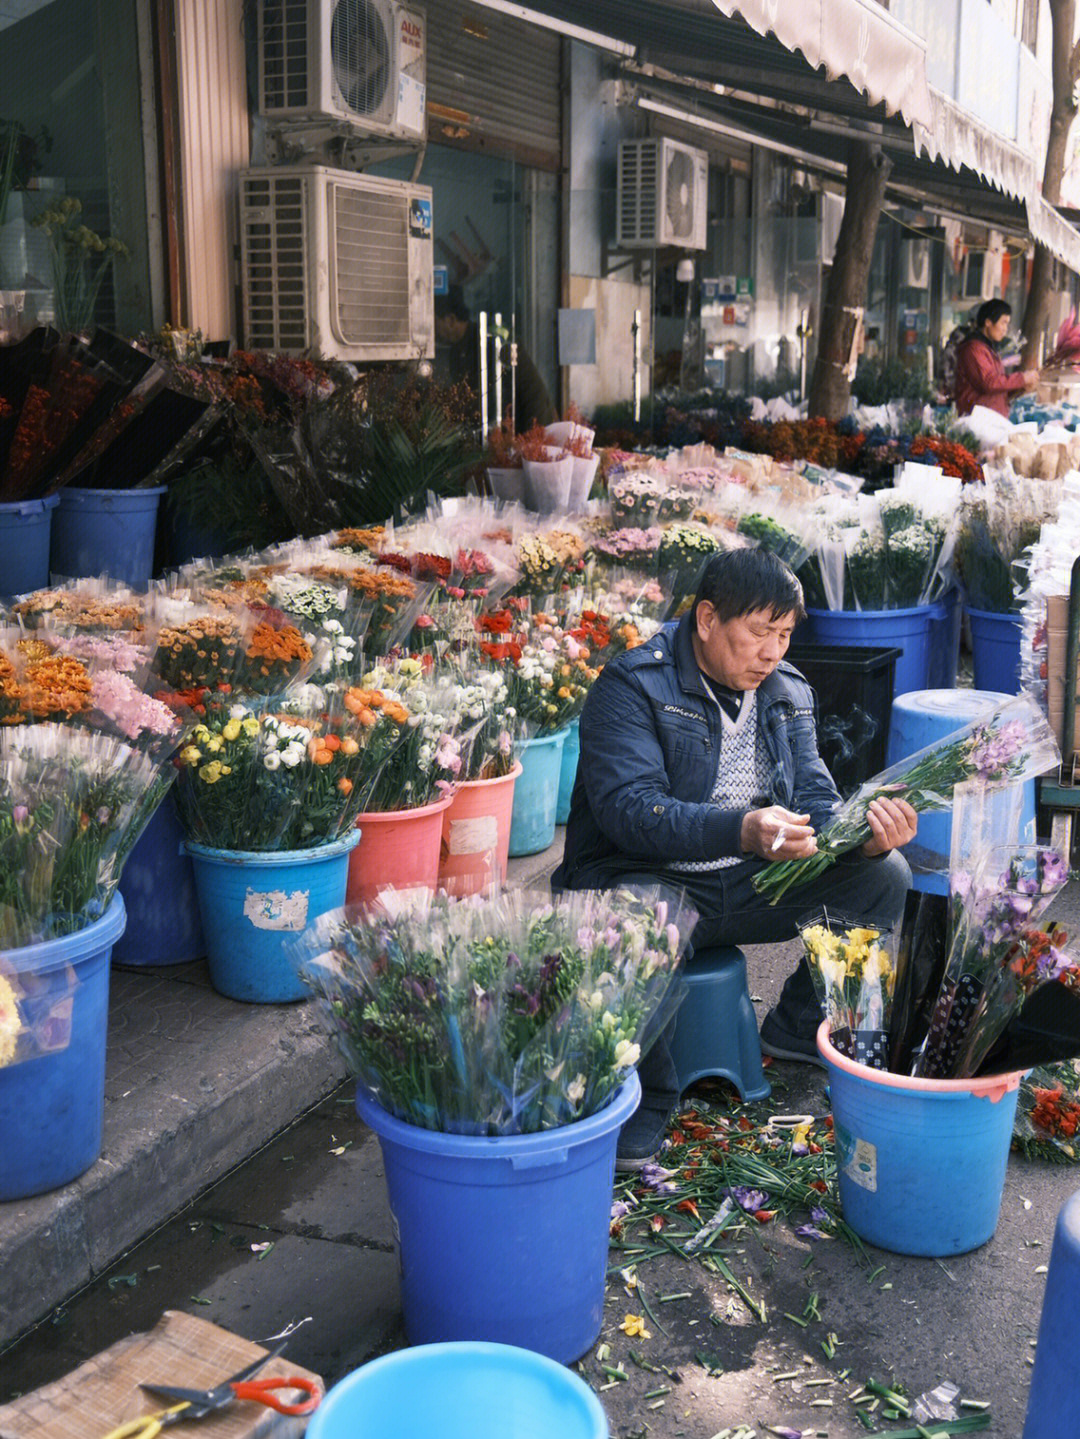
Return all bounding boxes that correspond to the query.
[258,0,427,144]
[617,137,709,251]
[239,164,434,360]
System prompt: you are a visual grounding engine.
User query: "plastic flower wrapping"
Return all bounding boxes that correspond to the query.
[0,724,174,947]
[955,472,1058,614]
[754,693,1060,904]
[291,885,697,1134]
[799,911,898,1069]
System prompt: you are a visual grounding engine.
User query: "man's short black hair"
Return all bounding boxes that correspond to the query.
[976,298,1011,329]
[435,283,471,322]
[691,547,805,626]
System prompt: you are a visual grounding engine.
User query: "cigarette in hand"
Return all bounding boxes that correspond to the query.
[771,827,786,851]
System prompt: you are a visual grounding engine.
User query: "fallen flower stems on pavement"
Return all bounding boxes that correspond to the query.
[862,1418,991,1437]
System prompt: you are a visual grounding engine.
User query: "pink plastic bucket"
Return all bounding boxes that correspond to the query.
[437,762,521,898]
[347,793,455,906]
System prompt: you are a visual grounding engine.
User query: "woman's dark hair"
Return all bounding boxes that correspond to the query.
[976,298,1011,329]
[691,547,805,625]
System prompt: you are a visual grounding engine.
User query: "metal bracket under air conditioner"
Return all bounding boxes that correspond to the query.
[264,123,425,173]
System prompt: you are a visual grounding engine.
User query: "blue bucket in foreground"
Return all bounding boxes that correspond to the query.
[115,796,204,967]
[818,1023,1020,1255]
[968,607,1023,694]
[805,605,934,697]
[1024,1189,1080,1437]
[307,1343,609,1439]
[51,485,167,586]
[887,688,1034,895]
[509,729,567,857]
[357,1071,640,1363]
[556,717,580,825]
[0,896,127,1200]
[186,830,361,1003]
[0,494,59,598]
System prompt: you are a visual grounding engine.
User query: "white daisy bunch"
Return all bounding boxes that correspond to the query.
[268,572,348,622]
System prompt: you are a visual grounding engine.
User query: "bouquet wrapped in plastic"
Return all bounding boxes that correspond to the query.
[292,885,697,1134]
[799,910,897,1069]
[754,694,1060,904]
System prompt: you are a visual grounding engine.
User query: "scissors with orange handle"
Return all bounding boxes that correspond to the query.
[102,1341,320,1439]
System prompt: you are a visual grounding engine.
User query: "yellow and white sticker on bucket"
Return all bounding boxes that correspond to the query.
[836,1123,878,1192]
[243,887,311,930]
[448,815,498,855]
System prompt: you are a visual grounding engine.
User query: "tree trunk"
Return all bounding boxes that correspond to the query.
[808,141,893,421]
[1020,0,1080,368]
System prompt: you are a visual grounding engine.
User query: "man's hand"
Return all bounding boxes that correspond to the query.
[862,796,918,857]
[741,805,817,861]
[1022,368,1040,390]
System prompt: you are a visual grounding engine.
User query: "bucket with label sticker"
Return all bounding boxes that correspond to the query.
[437,762,521,898]
[347,792,455,907]
[818,1022,1022,1255]
[186,830,361,1002]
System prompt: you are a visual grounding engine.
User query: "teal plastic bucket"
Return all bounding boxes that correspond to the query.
[115,795,204,967]
[886,688,1034,895]
[968,606,1023,694]
[0,896,127,1200]
[818,1024,1021,1255]
[556,717,580,825]
[805,605,934,697]
[186,830,361,1003]
[307,1343,609,1439]
[357,1071,640,1363]
[51,485,167,586]
[0,494,59,598]
[509,730,567,857]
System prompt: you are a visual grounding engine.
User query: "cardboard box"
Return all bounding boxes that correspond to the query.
[0,1312,323,1439]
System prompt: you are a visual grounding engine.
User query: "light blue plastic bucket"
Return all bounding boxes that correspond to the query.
[0,896,127,1200]
[186,830,361,1003]
[886,688,1034,896]
[556,717,580,825]
[356,1071,640,1363]
[509,730,567,857]
[51,485,167,586]
[307,1342,609,1439]
[819,1024,1020,1255]
[0,494,59,598]
[805,605,934,697]
[114,795,204,967]
[968,606,1023,694]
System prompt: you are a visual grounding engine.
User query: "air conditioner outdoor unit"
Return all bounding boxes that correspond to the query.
[617,137,709,251]
[258,0,427,144]
[239,164,434,361]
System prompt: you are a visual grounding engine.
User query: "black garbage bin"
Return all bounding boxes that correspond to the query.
[786,644,902,797]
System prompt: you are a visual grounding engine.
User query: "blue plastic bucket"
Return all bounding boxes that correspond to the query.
[114,795,204,967]
[186,830,361,1003]
[0,896,127,1200]
[928,587,962,689]
[51,485,167,586]
[556,717,580,825]
[509,730,567,857]
[805,605,934,697]
[0,494,59,598]
[886,688,1035,895]
[1024,1190,1080,1437]
[968,606,1023,694]
[308,1343,609,1439]
[357,1071,641,1363]
[819,1024,1021,1255]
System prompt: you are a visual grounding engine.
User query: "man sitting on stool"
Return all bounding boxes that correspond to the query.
[552,548,917,1167]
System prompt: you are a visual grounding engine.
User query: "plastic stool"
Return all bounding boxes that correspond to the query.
[668,946,771,1102]
[1023,1187,1080,1437]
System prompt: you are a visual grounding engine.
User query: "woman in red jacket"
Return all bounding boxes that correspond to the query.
[954,299,1039,417]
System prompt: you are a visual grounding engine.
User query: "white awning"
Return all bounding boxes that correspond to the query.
[710,0,933,129]
[912,86,1036,202]
[1027,196,1080,277]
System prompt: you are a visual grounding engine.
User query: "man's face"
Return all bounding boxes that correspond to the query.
[692,603,797,691]
[983,313,1010,344]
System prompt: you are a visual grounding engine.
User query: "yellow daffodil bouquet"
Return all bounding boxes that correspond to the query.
[799,910,898,1069]
[292,885,697,1135]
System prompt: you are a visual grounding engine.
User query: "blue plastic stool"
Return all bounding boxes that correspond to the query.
[668,946,771,1102]
[1023,1188,1080,1437]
